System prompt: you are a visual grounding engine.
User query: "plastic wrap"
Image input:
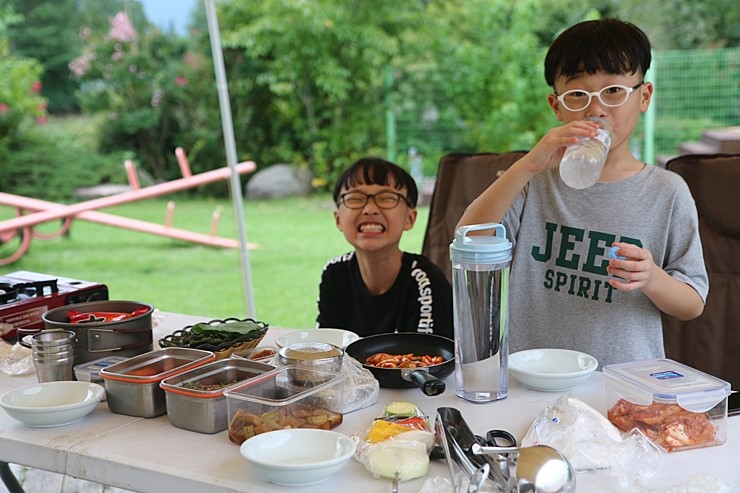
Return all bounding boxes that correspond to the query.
[268,348,378,414]
[521,394,664,489]
[0,339,34,376]
[352,402,435,481]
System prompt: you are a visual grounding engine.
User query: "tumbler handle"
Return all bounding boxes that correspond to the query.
[454,222,506,244]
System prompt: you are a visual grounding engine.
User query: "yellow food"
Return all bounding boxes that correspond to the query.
[366,419,413,443]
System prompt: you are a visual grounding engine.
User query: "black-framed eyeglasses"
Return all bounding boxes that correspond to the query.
[338,191,411,210]
[555,82,644,112]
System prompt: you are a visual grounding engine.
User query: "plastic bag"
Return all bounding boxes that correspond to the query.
[340,354,380,413]
[521,394,664,489]
[267,348,379,414]
[0,339,34,376]
[352,401,435,481]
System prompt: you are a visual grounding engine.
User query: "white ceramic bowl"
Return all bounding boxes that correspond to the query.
[240,428,356,486]
[0,381,105,427]
[509,349,598,392]
[275,328,360,349]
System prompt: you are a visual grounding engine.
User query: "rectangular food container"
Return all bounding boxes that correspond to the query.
[100,347,215,417]
[603,358,731,452]
[160,358,275,434]
[223,366,346,445]
[74,356,127,401]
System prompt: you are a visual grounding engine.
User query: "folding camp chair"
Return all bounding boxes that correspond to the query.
[421,151,527,282]
[662,153,740,388]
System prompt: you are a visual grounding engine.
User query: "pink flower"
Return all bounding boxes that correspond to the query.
[175,76,187,87]
[0,103,9,113]
[37,115,48,125]
[69,53,94,77]
[108,12,137,43]
[31,81,42,93]
[151,89,163,108]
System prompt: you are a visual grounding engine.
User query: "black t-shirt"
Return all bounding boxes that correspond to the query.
[316,251,453,339]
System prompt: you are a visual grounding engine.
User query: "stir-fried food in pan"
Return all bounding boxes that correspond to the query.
[365,352,445,368]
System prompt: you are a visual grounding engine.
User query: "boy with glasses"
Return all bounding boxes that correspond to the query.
[457,19,708,367]
[317,157,453,338]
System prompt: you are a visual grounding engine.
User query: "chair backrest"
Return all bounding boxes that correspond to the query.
[421,151,527,282]
[662,153,740,388]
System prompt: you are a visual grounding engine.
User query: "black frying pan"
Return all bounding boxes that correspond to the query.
[345,332,455,396]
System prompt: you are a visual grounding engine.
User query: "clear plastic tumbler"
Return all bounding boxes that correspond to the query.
[450,223,512,403]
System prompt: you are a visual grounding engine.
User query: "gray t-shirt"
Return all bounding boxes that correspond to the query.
[503,164,708,368]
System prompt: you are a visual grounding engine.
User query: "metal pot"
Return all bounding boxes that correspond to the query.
[39,300,154,366]
[345,332,454,396]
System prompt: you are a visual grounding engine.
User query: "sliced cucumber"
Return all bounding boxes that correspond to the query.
[383,401,420,418]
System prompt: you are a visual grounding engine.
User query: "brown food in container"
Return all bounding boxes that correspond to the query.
[223,366,345,445]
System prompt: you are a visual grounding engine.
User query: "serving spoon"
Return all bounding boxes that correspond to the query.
[471,443,576,493]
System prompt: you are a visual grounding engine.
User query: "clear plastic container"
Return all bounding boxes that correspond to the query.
[74,356,128,384]
[223,366,345,445]
[603,359,730,452]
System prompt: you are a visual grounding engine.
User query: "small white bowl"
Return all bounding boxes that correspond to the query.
[240,428,356,486]
[275,328,360,349]
[0,381,105,427]
[509,349,598,392]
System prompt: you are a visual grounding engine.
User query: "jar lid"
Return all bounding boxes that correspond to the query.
[449,223,512,264]
[603,358,731,412]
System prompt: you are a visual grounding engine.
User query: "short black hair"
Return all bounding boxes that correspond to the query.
[544,18,652,87]
[333,157,418,208]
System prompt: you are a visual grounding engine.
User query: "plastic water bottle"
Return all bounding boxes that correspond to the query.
[559,117,613,189]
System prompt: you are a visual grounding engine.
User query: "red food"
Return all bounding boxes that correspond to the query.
[394,416,428,431]
[68,306,149,324]
[607,398,717,452]
[365,352,445,369]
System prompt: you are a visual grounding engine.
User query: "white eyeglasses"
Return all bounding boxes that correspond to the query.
[555,82,644,111]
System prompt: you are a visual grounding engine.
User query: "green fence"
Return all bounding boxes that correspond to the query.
[391,47,740,175]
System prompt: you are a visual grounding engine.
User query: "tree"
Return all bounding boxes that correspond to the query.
[0,3,47,139]
[8,0,82,113]
[216,0,424,181]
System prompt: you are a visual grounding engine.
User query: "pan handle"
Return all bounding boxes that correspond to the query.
[402,368,446,396]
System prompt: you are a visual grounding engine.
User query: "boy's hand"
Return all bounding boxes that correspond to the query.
[526,120,600,173]
[606,243,656,291]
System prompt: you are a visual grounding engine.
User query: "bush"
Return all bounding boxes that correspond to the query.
[1,114,129,202]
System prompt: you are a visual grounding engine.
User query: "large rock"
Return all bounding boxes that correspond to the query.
[245,164,313,199]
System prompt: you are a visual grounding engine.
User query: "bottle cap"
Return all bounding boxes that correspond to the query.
[607,245,626,260]
[449,223,512,264]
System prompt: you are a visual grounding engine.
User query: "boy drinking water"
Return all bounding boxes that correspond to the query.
[457,19,708,367]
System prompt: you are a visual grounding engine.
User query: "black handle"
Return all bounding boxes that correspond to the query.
[410,370,446,396]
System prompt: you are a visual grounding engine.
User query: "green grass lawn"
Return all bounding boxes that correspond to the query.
[1,195,429,329]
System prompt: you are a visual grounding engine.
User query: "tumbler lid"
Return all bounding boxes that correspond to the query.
[450,223,512,264]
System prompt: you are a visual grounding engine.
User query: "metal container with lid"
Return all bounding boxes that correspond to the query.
[160,357,275,434]
[100,347,215,417]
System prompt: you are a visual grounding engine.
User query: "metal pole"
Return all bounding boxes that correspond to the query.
[204,0,256,318]
[644,53,656,166]
[385,64,396,162]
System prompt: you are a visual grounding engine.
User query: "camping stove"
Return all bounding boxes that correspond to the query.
[0,271,109,340]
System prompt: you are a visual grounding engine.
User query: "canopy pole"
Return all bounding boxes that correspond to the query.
[204,0,256,318]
